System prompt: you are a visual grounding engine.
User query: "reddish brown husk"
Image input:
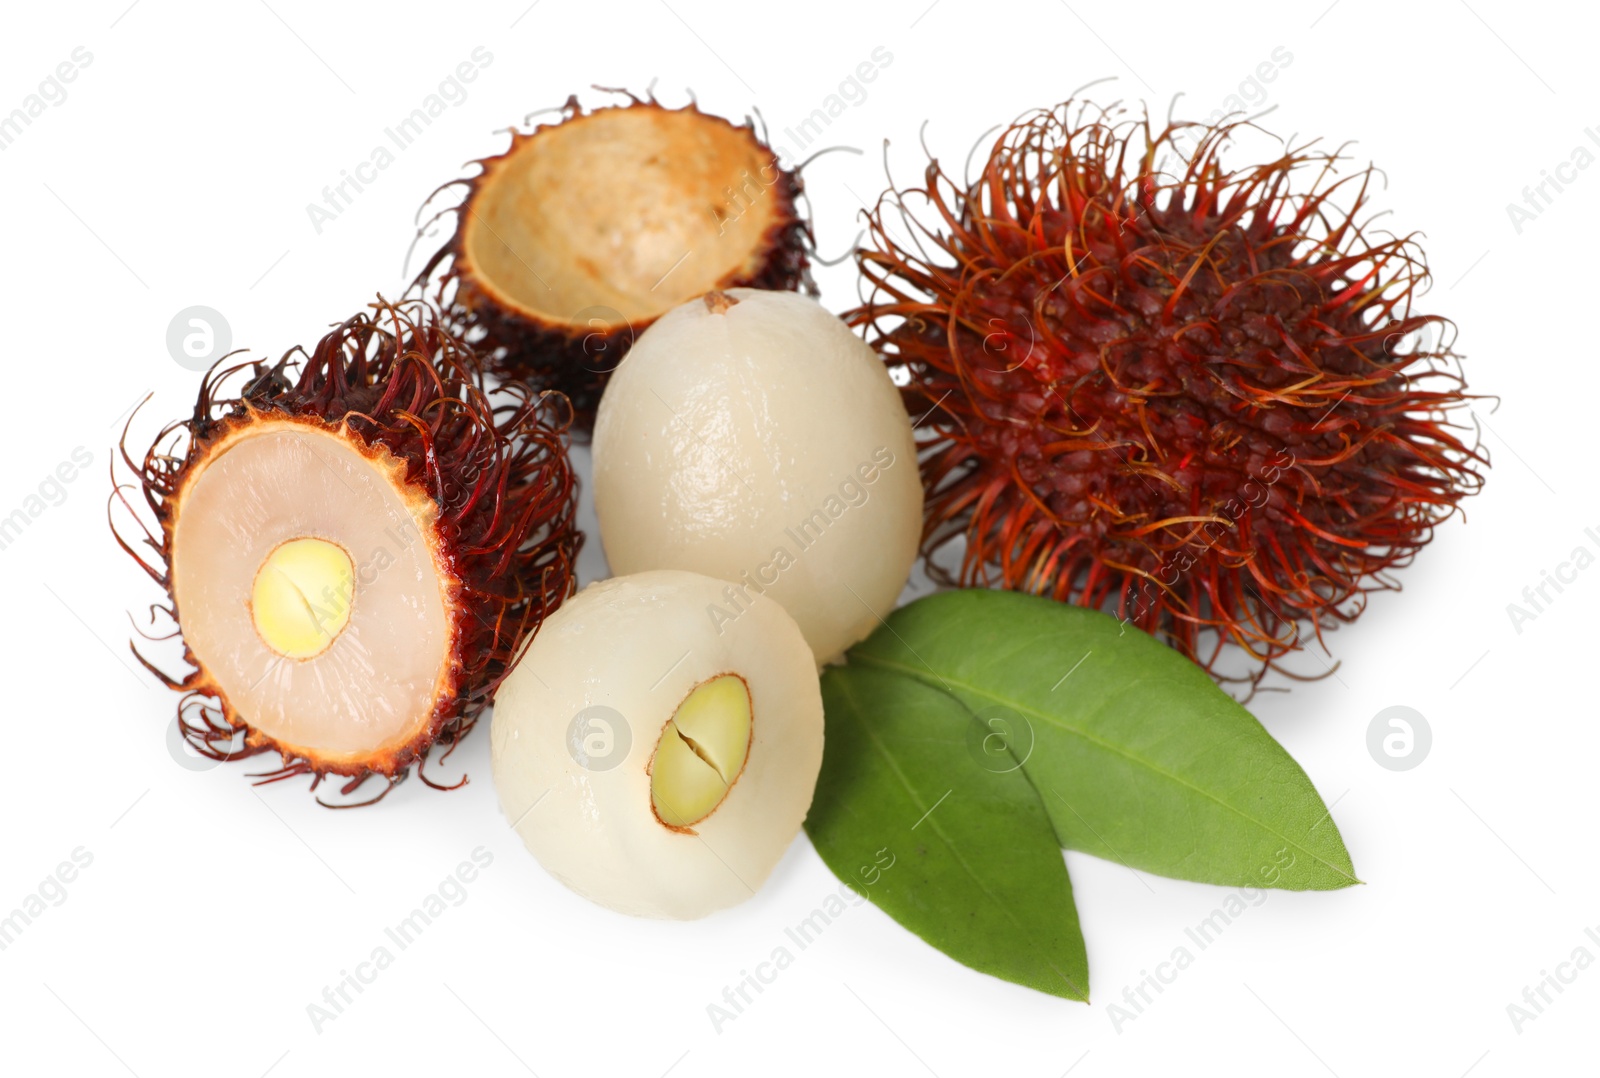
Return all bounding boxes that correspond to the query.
[852,101,1487,682]
[112,298,580,804]
[414,92,814,432]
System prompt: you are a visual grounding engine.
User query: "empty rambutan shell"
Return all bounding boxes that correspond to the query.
[852,100,1488,681]
[112,298,581,804]
[415,91,815,431]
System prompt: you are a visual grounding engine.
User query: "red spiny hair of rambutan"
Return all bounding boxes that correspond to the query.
[113,297,581,805]
[851,100,1487,682]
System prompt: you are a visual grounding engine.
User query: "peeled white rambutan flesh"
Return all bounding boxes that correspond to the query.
[490,569,823,919]
[591,288,923,664]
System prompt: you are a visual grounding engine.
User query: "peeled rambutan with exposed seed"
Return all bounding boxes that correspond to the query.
[112,297,580,804]
[852,100,1488,680]
[415,91,815,432]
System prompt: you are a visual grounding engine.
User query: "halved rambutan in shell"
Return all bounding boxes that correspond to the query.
[852,101,1488,683]
[112,298,580,804]
[415,92,814,430]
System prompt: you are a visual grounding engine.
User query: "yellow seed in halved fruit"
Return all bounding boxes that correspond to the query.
[250,537,355,659]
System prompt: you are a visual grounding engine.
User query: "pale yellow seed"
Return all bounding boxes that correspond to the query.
[650,674,752,829]
[250,537,355,660]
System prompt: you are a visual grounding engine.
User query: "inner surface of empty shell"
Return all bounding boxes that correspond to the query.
[170,420,451,765]
[462,107,788,328]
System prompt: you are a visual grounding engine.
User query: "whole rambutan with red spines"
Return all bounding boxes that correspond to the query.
[112,297,580,804]
[851,99,1487,680]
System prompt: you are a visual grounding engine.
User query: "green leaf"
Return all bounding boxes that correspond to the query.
[847,589,1359,891]
[805,665,1090,1001]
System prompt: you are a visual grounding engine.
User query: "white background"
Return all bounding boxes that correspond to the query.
[0,0,1593,1075]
